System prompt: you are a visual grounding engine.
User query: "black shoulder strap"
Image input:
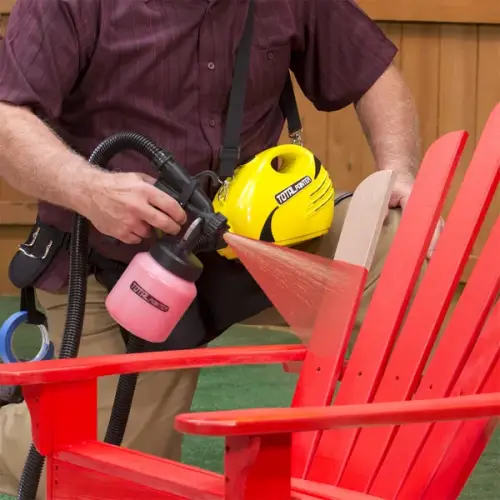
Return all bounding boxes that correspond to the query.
[280,74,302,141]
[218,0,302,179]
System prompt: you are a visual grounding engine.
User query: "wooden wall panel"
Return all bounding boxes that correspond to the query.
[358,0,500,24]
[281,21,498,282]
[1,4,499,293]
[438,24,478,177]
[0,1,15,14]
[470,26,500,277]
[0,11,35,225]
[438,25,480,278]
[325,99,366,192]
[400,24,441,152]
[0,12,32,294]
[319,22,405,191]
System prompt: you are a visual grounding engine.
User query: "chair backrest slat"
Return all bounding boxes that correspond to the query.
[336,111,500,492]
[420,299,500,499]
[290,171,395,477]
[304,131,468,484]
[370,215,500,498]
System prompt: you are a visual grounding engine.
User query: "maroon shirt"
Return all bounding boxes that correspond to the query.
[0,0,396,264]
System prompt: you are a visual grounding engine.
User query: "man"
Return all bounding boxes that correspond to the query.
[0,0,435,497]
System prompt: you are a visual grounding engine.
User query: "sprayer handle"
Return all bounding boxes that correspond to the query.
[154,179,213,220]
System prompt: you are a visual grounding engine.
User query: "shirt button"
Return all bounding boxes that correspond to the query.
[207,62,215,70]
[209,119,216,127]
[267,51,274,60]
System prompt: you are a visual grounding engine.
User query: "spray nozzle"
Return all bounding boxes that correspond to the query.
[149,213,226,284]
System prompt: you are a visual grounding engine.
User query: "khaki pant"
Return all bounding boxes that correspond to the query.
[0,199,415,498]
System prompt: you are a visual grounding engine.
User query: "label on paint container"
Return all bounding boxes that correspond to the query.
[130,281,169,312]
[275,176,312,205]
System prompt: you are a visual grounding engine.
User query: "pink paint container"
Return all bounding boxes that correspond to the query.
[105,242,203,343]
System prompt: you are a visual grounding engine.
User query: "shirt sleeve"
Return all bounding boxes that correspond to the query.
[0,0,98,120]
[291,0,398,112]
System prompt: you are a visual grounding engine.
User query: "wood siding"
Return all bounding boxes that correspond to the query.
[287,21,499,282]
[0,5,499,293]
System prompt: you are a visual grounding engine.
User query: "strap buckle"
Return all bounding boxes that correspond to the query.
[289,129,304,147]
[218,146,241,179]
[217,179,231,202]
[219,145,241,164]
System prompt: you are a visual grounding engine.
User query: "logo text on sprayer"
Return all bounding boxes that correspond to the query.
[275,176,312,205]
[130,281,170,313]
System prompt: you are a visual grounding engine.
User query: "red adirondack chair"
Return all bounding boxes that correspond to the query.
[1,101,499,499]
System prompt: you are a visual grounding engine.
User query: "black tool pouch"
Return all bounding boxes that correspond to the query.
[89,252,131,345]
[8,220,71,293]
[91,252,127,293]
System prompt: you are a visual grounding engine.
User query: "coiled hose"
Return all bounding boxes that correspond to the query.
[104,333,144,445]
[18,132,167,499]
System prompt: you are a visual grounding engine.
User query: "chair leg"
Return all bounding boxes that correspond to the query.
[23,379,98,456]
[225,434,292,499]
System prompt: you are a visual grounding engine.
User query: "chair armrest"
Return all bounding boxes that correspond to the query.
[176,392,500,436]
[0,345,306,385]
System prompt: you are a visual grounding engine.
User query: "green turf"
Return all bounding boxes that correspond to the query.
[0,296,498,499]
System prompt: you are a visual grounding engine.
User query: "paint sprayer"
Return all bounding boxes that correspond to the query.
[104,139,229,343]
[11,131,334,499]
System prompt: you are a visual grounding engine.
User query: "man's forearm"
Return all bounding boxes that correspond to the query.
[0,103,101,214]
[354,65,421,179]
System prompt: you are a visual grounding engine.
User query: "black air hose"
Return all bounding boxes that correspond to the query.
[18,132,169,500]
[17,210,90,500]
[104,334,145,445]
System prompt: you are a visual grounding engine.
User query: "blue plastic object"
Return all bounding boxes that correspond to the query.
[0,311,54,363]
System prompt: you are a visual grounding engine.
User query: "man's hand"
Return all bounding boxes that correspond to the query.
[0,104,186,243]
[390,171,444,259]
[81,171,187,244]
[354,65,443,259]
[388,171,413,211]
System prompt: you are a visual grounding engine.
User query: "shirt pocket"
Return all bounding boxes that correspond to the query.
[245,1,294,107]
[252,0,295,50]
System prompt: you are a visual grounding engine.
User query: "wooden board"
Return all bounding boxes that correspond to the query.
[0,200,37,225]
[3,0,498,23]
[469,25,500,279]
[358,0,500,25]
[287,21,499,283]
[1,9,500,292]
[0,11,34,294]
[0,0,14,15]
